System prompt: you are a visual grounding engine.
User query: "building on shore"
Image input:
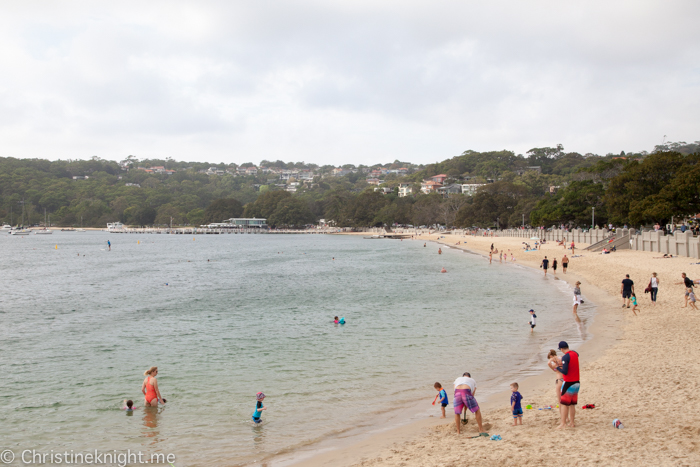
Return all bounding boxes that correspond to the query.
[206,218,268,229]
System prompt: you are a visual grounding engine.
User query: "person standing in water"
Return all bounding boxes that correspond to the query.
[541,256,549,276]
[142,367,165,407]
[438,248,442,255]
[107,240,111,251]
[572,281,582,321]
[552,258,558,274]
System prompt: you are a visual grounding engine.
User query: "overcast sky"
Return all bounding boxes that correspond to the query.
[1,1,698,166]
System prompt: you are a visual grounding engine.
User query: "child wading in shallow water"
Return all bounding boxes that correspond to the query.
[434,382,448,418]
[510,383,523,425]
[528,309,537,332]
[252,392,266,424]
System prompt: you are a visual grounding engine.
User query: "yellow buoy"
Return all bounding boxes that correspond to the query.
[55,245,58,249]
[138,240,140,244]
[193,237,195,241]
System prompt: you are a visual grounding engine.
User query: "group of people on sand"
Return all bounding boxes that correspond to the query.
[540,255,569,276]
[433,373,486,435]
[431,340,581,435]
[617,271,700,316]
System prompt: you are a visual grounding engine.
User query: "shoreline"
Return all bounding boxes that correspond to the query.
[269,233,621,467]
[295,233,700,466]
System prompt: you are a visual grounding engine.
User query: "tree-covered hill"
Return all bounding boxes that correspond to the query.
[1,141,698,229]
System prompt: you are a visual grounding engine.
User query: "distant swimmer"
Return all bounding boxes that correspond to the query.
[334,316,339,324]
[142,367,165,407]
[424,243,426,247]
[441,267,447,273]
[438,248,442,255]
[107,240,111,251]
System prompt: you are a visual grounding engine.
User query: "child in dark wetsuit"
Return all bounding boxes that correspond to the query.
[252,392,266,424]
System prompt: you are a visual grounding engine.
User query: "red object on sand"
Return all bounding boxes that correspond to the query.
[432,395,439,405]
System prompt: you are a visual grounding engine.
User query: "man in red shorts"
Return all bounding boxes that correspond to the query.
[556,341,580,429]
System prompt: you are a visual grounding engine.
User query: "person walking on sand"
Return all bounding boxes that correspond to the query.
[561,254,569,273]
[555,342,580,429]
[453,372,485,435]
[676,273,695,308]
[541,256,549,276]
[570,241,575,255]
[489,251,492,264]
[552,258,558,274]
[142,367,165,407]
[621,274,634,308]
[572,281,582,321]
[649,272,659,306]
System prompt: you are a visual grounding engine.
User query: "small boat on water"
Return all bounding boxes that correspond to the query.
[10,229,31,235]
[76,228,86,232]
[107,222,125,231]
[35,228,53,235]
[1,225,12,231]
[61,228,76,231]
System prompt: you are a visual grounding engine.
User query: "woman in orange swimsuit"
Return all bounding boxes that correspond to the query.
[142,366,164,406]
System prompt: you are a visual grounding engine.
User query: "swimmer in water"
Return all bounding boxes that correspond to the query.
[438,248,442,255]
[123,400,137,411]
[334,316,339,324]
[441,267,447,273]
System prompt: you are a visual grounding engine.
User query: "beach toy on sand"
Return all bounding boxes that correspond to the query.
[612,419,624,429]
[432,395,438,405]
[490,435,502,441]
[582,404,596,409]
[525,404,533,409]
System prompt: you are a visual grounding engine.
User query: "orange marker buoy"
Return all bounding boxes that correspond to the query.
[138,240,140,244]
[55,245,58,249]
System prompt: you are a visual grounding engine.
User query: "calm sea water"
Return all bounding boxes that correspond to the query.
[0,232,590,466]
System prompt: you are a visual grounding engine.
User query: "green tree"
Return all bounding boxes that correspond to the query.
[268,197,315,228]
[203,198,243,223]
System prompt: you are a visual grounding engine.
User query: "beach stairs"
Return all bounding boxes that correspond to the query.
[585,234,631,252]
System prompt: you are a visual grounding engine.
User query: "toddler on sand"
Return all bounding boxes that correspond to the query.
[510,383,523,425]
[434,382,448,418]
[630,293,639,316]
[689,288,698,311]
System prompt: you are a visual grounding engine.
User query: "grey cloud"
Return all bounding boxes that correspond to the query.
[0,1,698,164]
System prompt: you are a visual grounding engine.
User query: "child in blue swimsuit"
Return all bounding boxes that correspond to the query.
[252,392,266,424]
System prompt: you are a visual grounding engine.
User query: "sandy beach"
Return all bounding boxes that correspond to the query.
[291,232,700,467]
